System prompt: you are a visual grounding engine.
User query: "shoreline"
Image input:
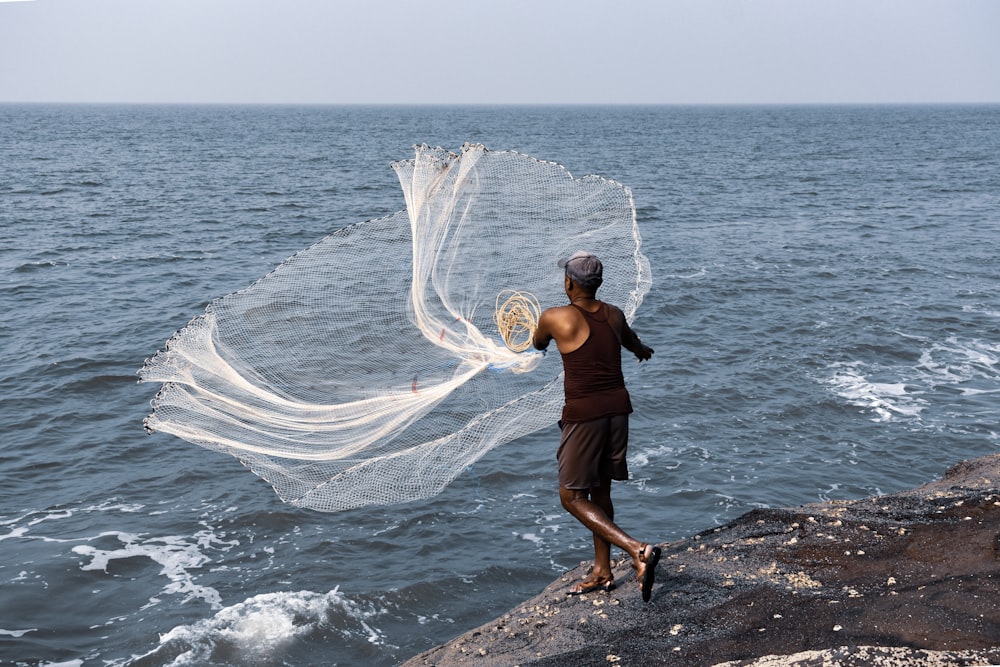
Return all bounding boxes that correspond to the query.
[404,454,1000,666]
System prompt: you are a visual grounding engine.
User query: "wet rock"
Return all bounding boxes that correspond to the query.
[403,454,1000,666]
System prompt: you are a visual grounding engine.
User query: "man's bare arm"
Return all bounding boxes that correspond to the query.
[533,310,555,351]
[606,304,653,361]
[619,315,654,362]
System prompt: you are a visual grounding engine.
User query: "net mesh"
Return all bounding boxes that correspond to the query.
[139,144,651,512]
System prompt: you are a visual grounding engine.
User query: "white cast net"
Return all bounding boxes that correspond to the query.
[139,144,651,512]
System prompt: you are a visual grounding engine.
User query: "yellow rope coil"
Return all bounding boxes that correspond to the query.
[494,290,541,352]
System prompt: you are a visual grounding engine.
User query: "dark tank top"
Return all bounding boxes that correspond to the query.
[560,302,633,423]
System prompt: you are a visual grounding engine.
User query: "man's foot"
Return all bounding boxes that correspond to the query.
[567,574,616,596]
[636,543,661,603]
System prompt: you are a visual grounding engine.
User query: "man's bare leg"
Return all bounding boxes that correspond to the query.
[588,480,615,579]
[560,485,644,579]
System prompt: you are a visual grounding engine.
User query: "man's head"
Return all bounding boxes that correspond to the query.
[558,251,603,290]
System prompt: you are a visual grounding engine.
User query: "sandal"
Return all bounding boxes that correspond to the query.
[567,575,616,596]
[638,543,662,603]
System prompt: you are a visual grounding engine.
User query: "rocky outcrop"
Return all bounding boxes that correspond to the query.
[404,455,1000,667]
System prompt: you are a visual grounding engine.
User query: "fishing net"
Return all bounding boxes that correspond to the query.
[139,144,651,512]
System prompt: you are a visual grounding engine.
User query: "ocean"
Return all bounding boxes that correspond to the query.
[1,104,998,666]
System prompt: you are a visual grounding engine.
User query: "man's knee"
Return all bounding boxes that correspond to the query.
[559,486,589,510]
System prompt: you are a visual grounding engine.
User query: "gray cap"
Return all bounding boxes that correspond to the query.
[558,250,603,288]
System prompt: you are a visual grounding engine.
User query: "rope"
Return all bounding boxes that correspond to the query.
[494,289,541,352]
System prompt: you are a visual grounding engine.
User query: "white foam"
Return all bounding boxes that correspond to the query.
[825,362,927,422]
[668,267,707,279]
[131,588,385,665]
[629,443,685,470]
[516,532,544,546]
[960,387,1000,396]
[4,501,245,629]
[71,529,237,609]
[0,526,29,542]
[917,337,1000,384]
[2,501,143,531]
[630,451,651,467]
[962,304,1000,318]
[0,628,37,637]
[416,613,454,626]
[825,335,1000,423]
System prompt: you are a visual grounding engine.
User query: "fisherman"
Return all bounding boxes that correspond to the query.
[532,251,661,601]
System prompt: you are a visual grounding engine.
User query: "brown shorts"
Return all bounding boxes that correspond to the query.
[556,414,629,490]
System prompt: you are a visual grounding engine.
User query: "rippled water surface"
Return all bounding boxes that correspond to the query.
[1,104,999,665]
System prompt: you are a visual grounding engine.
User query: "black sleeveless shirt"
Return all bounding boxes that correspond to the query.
[559,302,633,423]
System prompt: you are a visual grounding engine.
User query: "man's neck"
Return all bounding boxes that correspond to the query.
[570,295,600,310]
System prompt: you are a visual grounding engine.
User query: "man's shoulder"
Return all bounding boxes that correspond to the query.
[539,304,584,332]
[541,304,576,317]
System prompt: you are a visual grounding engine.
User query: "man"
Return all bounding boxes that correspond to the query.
[532,250,661,602]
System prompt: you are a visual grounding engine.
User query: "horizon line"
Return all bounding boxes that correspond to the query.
[3,100,1000,107]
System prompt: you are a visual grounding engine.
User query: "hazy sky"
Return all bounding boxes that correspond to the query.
[2,0,998,104]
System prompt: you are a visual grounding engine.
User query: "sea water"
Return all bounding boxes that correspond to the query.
[1,104,998,665]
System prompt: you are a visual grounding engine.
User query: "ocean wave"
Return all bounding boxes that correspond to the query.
[13,260,68,273]
[824,362,926,423]
[824,336,1000,424]
[124,588,384,667]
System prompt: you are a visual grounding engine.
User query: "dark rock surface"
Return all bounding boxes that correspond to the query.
[403,455,1000,666]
